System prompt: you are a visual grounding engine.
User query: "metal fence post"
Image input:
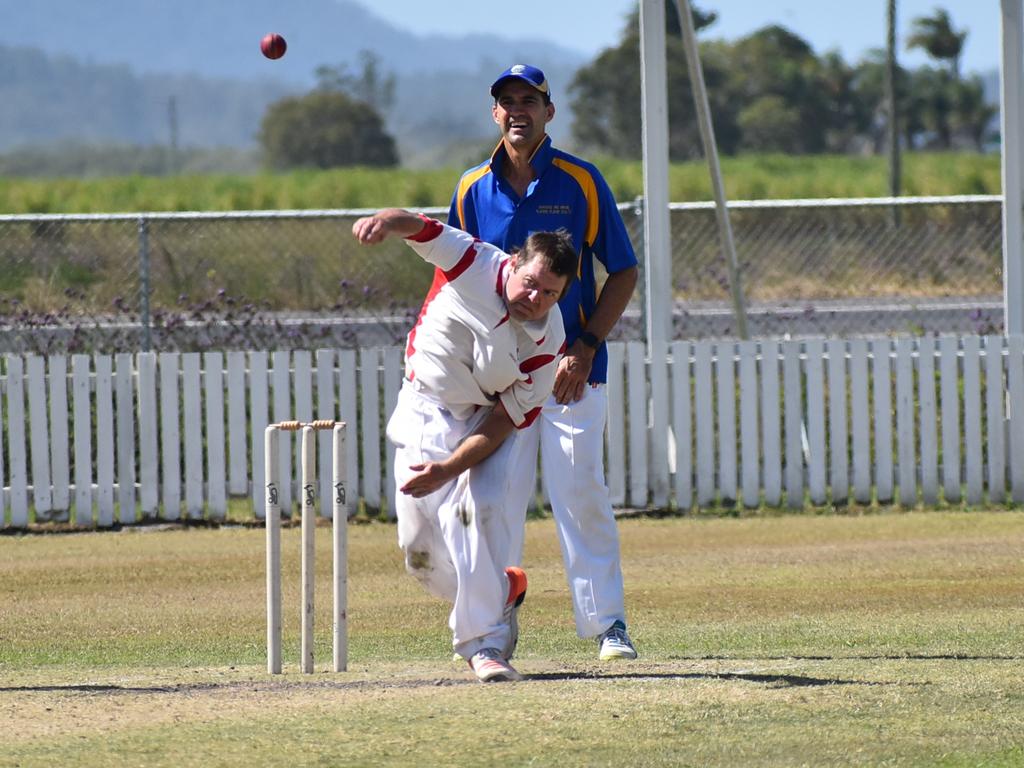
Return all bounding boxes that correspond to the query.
[138,215,152,352]
[632,196,647,340]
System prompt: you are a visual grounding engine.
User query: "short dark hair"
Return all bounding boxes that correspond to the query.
[516,229,578,299]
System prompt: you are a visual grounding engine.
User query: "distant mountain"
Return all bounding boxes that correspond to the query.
[0,0,585,164]
[0,44,294,150]
[0,0,583,85]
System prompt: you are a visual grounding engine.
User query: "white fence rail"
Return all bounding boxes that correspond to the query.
[1,335,1021,528]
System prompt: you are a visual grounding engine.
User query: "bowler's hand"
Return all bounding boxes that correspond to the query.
[552,341,595,404]
[351,215,390,245]
[400,462,455,498]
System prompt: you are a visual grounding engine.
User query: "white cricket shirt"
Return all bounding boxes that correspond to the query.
[402,216,565,428]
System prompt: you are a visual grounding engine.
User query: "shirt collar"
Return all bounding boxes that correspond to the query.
[517,314,550,343]
[489,134,554,177]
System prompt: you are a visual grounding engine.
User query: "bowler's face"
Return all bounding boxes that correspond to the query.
[504,255,566,322]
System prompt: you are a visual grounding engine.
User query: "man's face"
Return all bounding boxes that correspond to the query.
[504,253,567,323]
[492,80,555,152]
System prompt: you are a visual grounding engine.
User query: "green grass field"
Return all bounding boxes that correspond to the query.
[0,151,1001,214]
[1,510,1022,766]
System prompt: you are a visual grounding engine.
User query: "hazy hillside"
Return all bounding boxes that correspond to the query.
[0,0,584,85]
[0,0,584,165]
[0,44,295,150]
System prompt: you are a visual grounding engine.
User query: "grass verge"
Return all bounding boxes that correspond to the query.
[1,511,1022,766]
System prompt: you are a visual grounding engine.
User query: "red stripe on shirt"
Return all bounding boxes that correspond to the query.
[492,260,510,328]
[406,214,444,242]
[496,258,508,296]
[405,269,447,378]
[405,242,478,375]
[519,406,543,429]
[443,242,477,281]
[520,353,556,374]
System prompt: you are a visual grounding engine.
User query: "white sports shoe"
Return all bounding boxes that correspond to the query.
[469,648,522,683]
[598,620,638,660]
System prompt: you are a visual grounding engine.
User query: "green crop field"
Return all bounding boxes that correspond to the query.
[2,510,1022,766]
[0,152,1002,214]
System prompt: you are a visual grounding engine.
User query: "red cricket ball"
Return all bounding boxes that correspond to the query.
[260,33,287,60]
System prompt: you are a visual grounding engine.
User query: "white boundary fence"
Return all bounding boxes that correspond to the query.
[1,334,1022,528]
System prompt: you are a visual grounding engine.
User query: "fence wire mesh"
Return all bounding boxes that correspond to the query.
[0,196,1005,353]
[662,196,1003,339]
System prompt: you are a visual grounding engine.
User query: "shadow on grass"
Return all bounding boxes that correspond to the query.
[6,654,1020,694]
[673,654,1022,661]
[526,671,881,687]
[0,684,181,693]
[0,671,903,693]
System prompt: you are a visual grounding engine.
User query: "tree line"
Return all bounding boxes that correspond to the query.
[569,4,994,160]
[260,4,994,171]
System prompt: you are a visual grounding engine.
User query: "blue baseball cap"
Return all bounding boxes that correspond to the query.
[490,64,551,99]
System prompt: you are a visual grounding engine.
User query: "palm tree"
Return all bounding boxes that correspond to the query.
[906,8,967,80]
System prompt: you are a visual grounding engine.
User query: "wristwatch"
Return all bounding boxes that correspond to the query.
[578,330,601,349]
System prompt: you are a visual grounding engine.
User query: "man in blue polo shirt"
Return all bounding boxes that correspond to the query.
[448,64,640,660]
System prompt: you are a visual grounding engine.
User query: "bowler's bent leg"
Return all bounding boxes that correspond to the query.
[442,432,529,659]
[387,386,461,602]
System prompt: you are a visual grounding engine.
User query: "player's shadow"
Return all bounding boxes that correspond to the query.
[681,654,1019,661]
[0,674,872,691]
[0,684,177,693]
[525,671,892,687]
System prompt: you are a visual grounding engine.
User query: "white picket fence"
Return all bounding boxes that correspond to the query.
[1,335,1021,528]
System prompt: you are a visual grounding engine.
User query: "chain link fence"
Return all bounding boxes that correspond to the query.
[0,195,1004,353]
[658,195,1004,340]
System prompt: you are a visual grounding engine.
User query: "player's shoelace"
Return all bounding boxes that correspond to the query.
[598,621,638,660]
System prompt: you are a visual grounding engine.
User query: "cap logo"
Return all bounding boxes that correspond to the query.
[490,64,550,99]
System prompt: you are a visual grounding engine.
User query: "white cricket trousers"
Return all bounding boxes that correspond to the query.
[386,382,525,659]
[498,384,626,639]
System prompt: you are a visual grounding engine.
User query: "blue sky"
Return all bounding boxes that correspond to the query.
[369,1,1000,75]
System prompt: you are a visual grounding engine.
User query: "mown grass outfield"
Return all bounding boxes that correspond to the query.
[2,511,1023,767]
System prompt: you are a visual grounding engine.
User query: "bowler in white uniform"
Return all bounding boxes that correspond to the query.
[352,208,576,682]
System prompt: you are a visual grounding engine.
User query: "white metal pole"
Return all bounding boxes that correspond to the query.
[1001,0,1024,335]
[639,0,673,347]
[332,422,348,672]
[265,426,282,675]
[639,0,674,507]
[300,425,316,673]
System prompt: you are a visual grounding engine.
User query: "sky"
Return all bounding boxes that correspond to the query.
[369,1,1001,76]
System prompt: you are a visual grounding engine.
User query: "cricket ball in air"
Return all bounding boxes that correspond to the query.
[261,33,287,60]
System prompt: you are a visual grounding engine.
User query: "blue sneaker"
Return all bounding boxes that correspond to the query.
[598,620,638,660]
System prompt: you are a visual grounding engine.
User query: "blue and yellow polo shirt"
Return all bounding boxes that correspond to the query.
[447,136,637,384]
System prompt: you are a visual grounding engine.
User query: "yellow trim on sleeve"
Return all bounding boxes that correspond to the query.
[551,157,600,247]
[455,164,493,230]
